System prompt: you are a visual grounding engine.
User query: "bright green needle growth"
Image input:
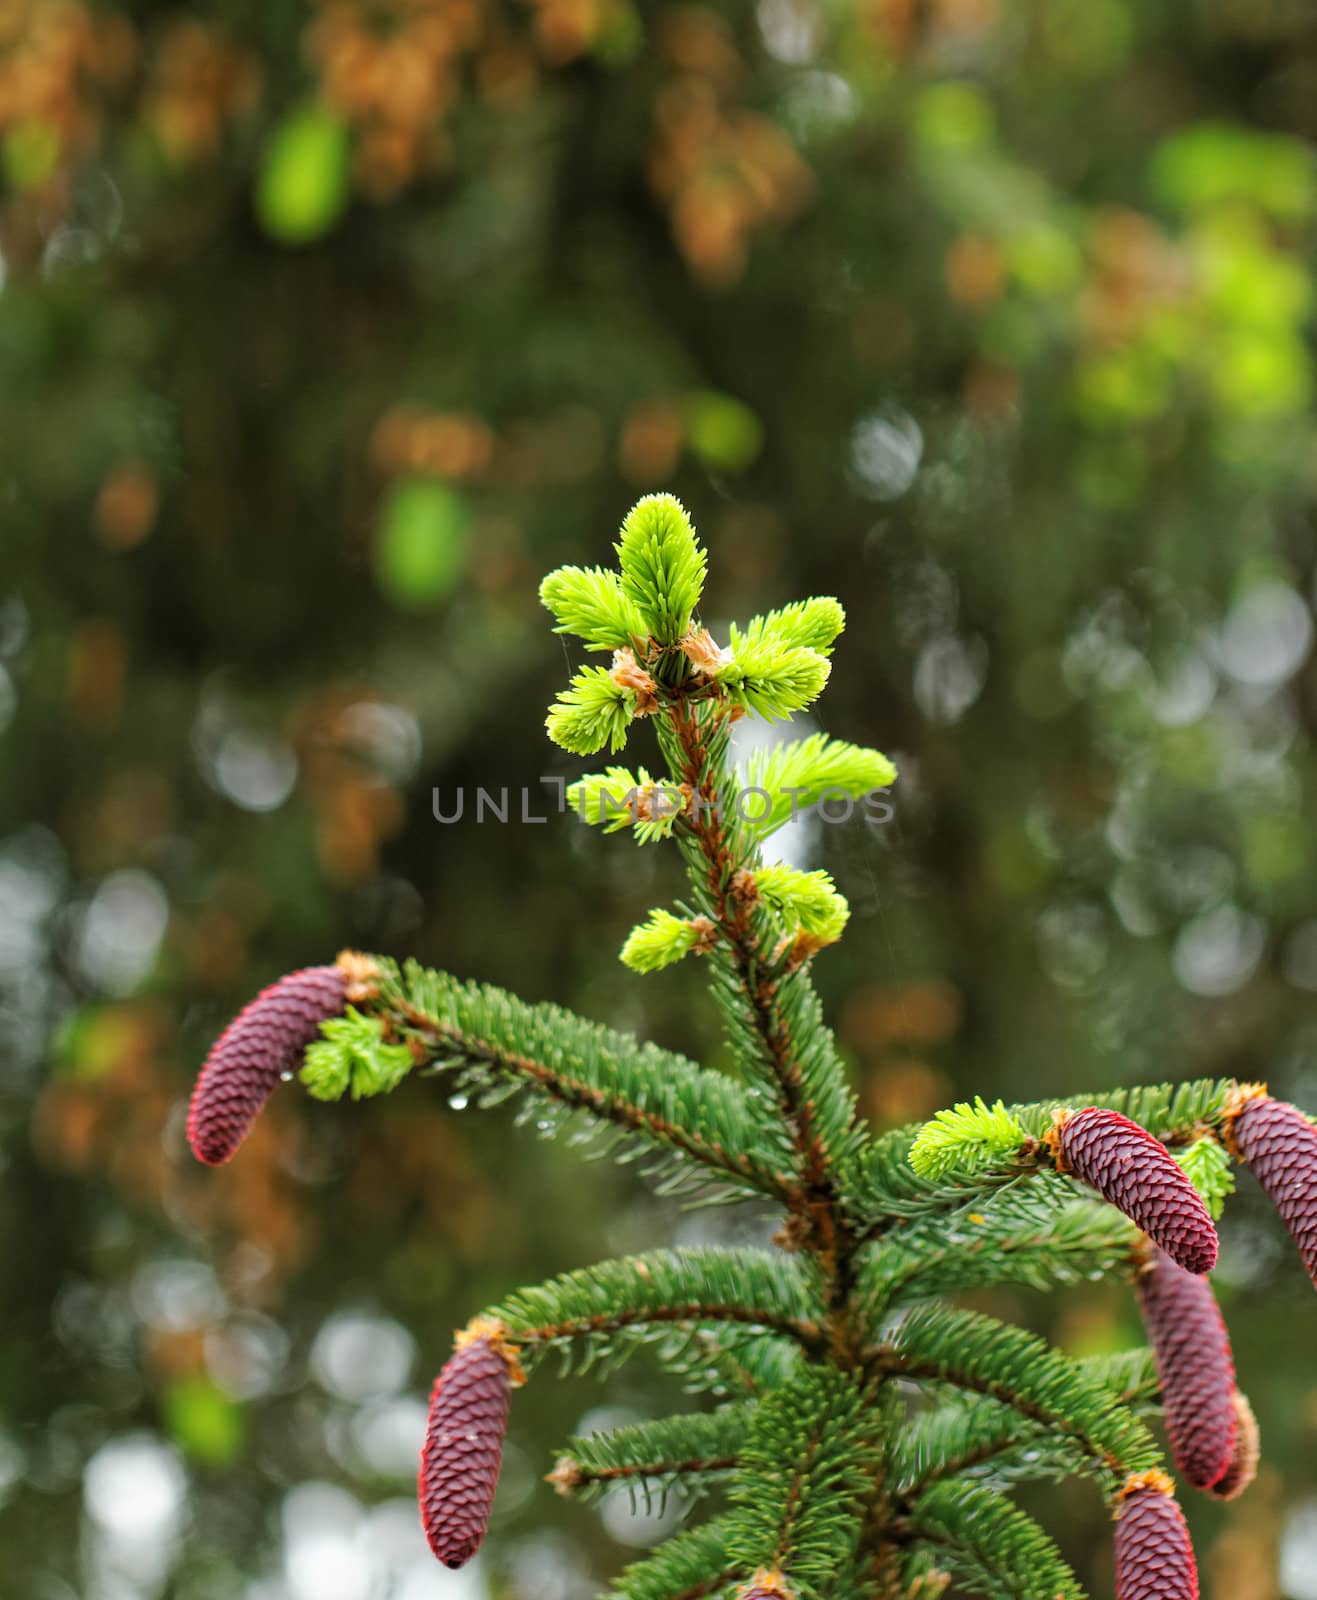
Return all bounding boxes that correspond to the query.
[714,636,832,720]
[752,864,850,944]
[614,492,707,644]
[540,565,649,651]
[301,1008,414,1100]
[908,1097,1029,1181]
[621,909,712,972]
[546,665,635,754]
[1174,1135,1236,1220]
[732,596,847,656]
[741,734,897,837]
[567,766,647,830]
[568,767,685,840]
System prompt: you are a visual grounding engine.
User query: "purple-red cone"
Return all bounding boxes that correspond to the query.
[1049,1109,1218,1274]
[1206,1392,1260,1502]
[1227,1090,1317,1288]
[187,964,347,1165]
[420,1320,523,1569]
[1134,1245,1236,1492]
[1114,1475,1198,1600]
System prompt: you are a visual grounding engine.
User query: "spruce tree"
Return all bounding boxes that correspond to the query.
[187,494,1317,1600]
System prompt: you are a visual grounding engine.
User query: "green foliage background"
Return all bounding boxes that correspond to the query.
[1,0,1316,1594]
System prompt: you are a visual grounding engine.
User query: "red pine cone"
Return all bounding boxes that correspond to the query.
[187,964,346,1166]
[1134,1246,1236,1491]
[1207,1391,1260,1502]
[420,1329,516,1568]
[1053,1109,1218,1274]
[1114,1478,1199,1600]
[1230,1094,1317,1288]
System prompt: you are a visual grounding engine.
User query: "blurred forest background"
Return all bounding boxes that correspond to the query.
[3,0,1317,1596]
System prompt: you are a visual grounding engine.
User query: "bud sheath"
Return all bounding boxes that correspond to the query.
[737,1573,792,1600]
[187,964,347,1165]
[1206,1392,1260,1502]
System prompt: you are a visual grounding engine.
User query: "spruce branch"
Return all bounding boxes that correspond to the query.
[679,1332,806,1400]
[711,636,832,722]
[548,503,873,1336]
[658,702,860,1239]
[485,1248,828,1375]
[550,1405,752,1508]
[894,1401,1092,1498]
[740,734,896,840]
[907,1481,1085,1600]
[850,1128,1042,1238]
[894,1565,953,1600]
[1078,1348,1163,1407]
[726,1368,880,1600]
[750,865,851,949]
[863,1188,1139,1310]
[853,1077,1240,1238]
[370,959,793,1204]
[606,1518,739,1600]
[878,1306,1163,1494]
[891,1351,1161,1497]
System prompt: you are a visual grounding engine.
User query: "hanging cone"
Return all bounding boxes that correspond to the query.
[1134,1244,1236,1492]
[187,964,347,1165]
[1225,1088,1317,1289]
[1113,1473,1198,1600]
[420,1319,524,1569]
[1048,1109,1218,1274]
